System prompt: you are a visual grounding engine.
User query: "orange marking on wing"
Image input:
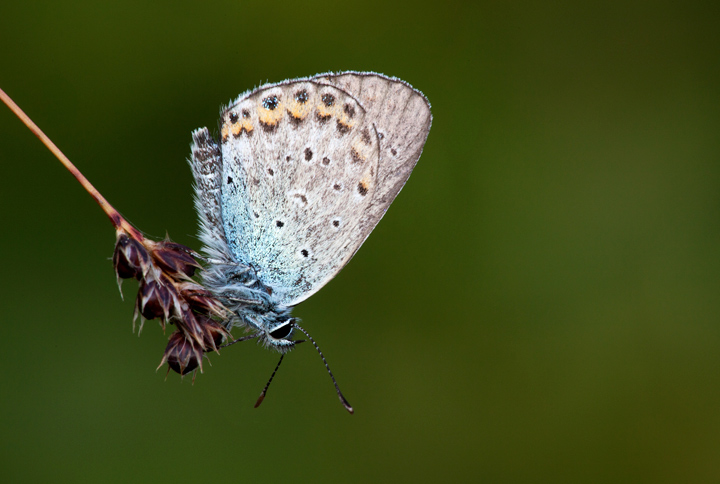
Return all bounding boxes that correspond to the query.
[287,98,312,120]
[230,120,253,136]
[258,99,284,126]
[316,101,357,129]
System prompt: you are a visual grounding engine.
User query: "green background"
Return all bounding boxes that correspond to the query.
[1,1,719,482]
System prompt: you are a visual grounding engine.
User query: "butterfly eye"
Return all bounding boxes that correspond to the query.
[269,321,293,340]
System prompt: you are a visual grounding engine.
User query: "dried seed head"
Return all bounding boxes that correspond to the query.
[158,318,229,375]
[113,233,150,280]
[162,331,202,375]
[152,241,202,278]
[112,229,231,378]
[180,286,227,317]
[136,276,176,321]
[197,314,228,351]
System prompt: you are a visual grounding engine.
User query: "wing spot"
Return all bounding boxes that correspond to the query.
[322,93,335,106]
[267,168,274,176]
[254,212,260,219]
[229,112,239,123]
[351,147,363,163]
[332,219,340,228]
[333,183,342,191]
[242,109,250,118]
[304,147,313,161]
[300,249,309,258]
[293,193,308,204]
[316,111,331,124]
[391,148,398,156]
[287,109,305,126]
[260,120,279,133]
[343,103,355,118]
[357,181,369,196]
[262,95,279,110]
[336,120,350,135]
[322,156,330,165]
[286,155,291,162]
[227,176,233,185]
[276,220,284,227]
[295,90,309,103]
[361,128,372,145]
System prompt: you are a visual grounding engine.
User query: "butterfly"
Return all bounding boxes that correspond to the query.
[188,71,430,411]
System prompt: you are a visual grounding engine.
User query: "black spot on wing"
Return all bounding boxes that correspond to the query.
[336,120,350,135]
[287,109,305,127]
[295,90,308,103]
[262,96,279,110]
[361,127,372,145]
[260,120,279,133]
[316,111,331,124]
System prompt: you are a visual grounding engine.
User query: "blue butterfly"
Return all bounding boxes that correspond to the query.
[188,72,431,411]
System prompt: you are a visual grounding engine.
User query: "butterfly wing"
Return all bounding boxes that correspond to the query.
[204,72,430,306]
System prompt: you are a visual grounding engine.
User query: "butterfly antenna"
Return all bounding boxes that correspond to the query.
[293,323,354,414]
[254,354,284,408]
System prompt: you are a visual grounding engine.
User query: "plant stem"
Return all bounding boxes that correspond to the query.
[0,87,143,240]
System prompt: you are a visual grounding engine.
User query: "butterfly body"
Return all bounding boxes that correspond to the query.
[189,72,431,353]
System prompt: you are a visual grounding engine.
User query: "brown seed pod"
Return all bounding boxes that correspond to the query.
[136,277,174,321]
[162,331,202,375]
[113,233,150,280]
[151,241,202,278]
